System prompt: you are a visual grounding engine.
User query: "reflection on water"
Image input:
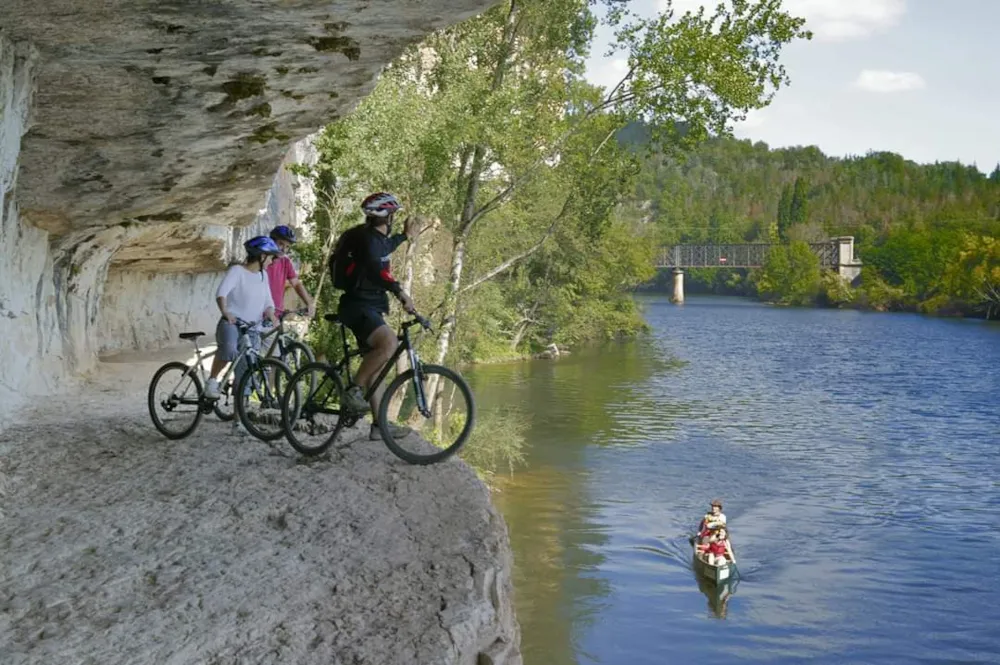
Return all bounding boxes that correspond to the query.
[693,567,739,620]
[464,296,1000,665]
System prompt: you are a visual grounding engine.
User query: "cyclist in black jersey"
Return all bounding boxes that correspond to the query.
[334,192,417,440]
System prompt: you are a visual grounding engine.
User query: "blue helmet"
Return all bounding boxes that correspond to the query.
[269,225,297,243]
[244,235,281,258]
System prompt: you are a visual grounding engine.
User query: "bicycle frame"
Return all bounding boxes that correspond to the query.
[295,315,434,424]
[162,323,267,408]
[261,309,308,361]
[354,320,431,419]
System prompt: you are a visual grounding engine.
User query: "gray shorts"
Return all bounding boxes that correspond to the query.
[214,318,262,362]
[215,318,240,362]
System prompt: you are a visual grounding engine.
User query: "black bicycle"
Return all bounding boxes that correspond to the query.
[280,311,475,465]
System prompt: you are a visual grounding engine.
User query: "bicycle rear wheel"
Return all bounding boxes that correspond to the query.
[235,358,294,441]
[281,362,350,456]
[376,364,475,465]
[148,361,204,440]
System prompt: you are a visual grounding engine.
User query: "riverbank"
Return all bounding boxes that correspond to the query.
[642,285,999,322]
[0,347,521,665]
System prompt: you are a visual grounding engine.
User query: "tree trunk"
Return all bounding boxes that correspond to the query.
[386,216,427,422]
[510,320,531,351]
[426,0,519,406]
[510,310,540,352]
[434,233,467,366]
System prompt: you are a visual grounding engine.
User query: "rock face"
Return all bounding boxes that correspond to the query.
[0,356,521,665]
[96,133,320,355]
[1,1,521,663]
[0,0,493,417]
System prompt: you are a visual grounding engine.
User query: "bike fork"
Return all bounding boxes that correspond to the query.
[409,349,432,418]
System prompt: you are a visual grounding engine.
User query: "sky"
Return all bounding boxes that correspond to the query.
[583,0,1000,173]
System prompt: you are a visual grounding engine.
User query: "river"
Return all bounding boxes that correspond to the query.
[462,295,1000,665]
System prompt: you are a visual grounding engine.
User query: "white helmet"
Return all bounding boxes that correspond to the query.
[360,192,402,218]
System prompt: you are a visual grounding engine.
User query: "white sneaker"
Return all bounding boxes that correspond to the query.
[231,420,250,437]
[205,378,221,399]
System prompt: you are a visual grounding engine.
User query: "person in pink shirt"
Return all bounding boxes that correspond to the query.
[266,225,316,318]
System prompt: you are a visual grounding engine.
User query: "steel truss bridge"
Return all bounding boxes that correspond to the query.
[654,241,840,269]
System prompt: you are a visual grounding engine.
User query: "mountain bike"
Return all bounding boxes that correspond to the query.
[147,319,295,441]
[212,308,314,422]
[280,311,475,465]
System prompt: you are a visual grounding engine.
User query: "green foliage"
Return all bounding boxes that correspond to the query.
[755,240,821,305]
[941,234,1000,318]
[789,175,808,225]
[625,125,1000,316]
[776,184,792,240]
[459,405,529,486]
[606,0,811,150]
[863,226,964,302]
[819,271,854,307]
[854,267,906,312]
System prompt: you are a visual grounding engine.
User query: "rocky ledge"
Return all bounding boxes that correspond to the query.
[0,351,521,665]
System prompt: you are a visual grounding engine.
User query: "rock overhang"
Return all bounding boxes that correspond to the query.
[4,0,497,268]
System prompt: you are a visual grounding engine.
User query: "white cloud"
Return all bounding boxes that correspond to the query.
[854,70,926,93]
[734,108,768,129]
[585,57,629,92]
[657,0,907,42]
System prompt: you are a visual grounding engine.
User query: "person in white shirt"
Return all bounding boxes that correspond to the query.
[205,235,281,399]
[697,498,728,543]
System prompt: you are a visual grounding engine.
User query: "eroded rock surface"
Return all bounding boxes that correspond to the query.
[4,0,491,241]
[0,353,521,664]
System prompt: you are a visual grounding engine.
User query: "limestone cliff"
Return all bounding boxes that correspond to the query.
[0,0,496,421]
[0,1,521,663]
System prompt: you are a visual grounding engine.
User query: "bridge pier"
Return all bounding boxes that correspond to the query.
[671,268,684,304]
[835,236,863,284]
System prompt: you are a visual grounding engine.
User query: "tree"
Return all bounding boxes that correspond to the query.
[755,240,821,305]
[942,234,1000,318]
[295,0,811,368]
[776,183,791,240]
[789,175,809,225]
[380,0,810,367]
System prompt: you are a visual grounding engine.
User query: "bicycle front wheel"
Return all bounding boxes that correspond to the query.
[281,362,349,456]
[281,340,315,375]
[376,364,475,465]
[148,361,204,440]
[235,358,294,441]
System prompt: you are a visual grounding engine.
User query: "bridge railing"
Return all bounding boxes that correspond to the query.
[656,241,839,268]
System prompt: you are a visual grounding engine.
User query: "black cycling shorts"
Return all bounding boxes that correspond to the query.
[337,301,388,352]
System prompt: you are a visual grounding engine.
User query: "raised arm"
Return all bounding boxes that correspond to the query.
[387,232,408,253]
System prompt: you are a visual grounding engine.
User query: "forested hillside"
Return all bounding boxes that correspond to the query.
[624,127,1000,318]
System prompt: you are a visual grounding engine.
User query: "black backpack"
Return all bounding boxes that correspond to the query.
[329,225,363,292]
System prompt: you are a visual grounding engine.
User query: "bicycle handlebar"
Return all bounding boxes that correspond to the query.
[404,313,433,332]
[233,318,273,334]
[277,307,309,322]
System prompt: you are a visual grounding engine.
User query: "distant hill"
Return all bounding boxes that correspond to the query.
[618,121,1000,247]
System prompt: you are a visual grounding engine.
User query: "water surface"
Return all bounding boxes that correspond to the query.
[464,296,1000,665]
